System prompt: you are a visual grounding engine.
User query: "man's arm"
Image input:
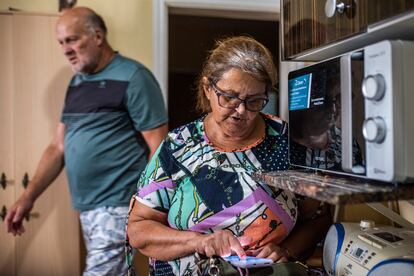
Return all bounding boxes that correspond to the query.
[141,123,168,159]
[4,123,66,235]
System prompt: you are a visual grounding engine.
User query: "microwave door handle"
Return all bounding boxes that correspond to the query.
[340,55,354,173]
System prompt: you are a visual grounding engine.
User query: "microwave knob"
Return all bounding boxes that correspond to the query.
[363,117,386,143]
[362,74,386,101]
[325,0,345,17]
[360,220,375,229]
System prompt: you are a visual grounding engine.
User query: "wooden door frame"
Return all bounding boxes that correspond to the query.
[152,0,280,107]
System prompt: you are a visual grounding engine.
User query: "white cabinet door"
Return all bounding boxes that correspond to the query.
[0,13,80,276]
[0,13,16,276]
[12,13,80,276]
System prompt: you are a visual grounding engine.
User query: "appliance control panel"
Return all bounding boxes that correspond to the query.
[324,222,414,276]
[363,40,396,182]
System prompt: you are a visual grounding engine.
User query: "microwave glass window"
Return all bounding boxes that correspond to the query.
[288,56,365,174]
[288,70,330,111]
[288,73,312,110]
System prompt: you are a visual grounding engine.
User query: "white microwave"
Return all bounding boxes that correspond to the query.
[288,40,414,183]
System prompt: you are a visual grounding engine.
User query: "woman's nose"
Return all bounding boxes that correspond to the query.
[235,101,247,114]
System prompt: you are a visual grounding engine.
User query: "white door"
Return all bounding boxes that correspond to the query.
[0,12,16,276]
[1,13,80,276]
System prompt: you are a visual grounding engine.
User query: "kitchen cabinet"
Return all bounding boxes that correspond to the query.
[0,12,16,276]
[281,0,414,60]
[0,12,80,275]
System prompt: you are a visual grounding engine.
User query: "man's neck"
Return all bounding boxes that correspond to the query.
[91,46,116,74]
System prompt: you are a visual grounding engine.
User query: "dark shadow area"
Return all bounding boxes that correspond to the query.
[168,14,279,130]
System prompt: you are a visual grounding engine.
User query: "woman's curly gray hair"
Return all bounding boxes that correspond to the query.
[196,36,277,113]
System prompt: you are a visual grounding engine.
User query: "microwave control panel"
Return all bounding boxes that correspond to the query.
[363,40,414,182]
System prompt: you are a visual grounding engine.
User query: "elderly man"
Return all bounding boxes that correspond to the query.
[5,7,168,275]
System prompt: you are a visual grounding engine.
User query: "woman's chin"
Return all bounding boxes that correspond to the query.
[227,116,246,126]
[223,124,250,139]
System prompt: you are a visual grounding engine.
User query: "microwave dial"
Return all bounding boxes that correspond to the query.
[362,74,386,101]
[363,117,386,143]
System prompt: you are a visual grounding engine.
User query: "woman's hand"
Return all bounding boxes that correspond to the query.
[246,242,289,263]
[195,230,250,258]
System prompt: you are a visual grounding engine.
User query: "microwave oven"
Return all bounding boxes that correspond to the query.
[288,40,414,182]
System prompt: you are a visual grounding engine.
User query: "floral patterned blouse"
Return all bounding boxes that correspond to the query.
[131,114,298,275]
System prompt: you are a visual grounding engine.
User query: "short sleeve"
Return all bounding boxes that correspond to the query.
[135,141,176,212]
[125,68,168,131]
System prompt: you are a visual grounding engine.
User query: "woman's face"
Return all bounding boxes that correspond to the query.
[205,68,267,139]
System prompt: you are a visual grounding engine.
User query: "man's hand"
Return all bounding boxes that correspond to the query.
[4,194,34,236]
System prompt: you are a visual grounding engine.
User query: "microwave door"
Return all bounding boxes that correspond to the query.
[340,53,366,175]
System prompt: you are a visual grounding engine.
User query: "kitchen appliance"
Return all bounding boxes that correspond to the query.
[323,221,414,276]
[288,40,414,182]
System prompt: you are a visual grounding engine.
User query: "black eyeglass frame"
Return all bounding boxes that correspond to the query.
[209,80,269,112]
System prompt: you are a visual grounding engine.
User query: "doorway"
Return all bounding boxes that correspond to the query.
[168,14,279,129]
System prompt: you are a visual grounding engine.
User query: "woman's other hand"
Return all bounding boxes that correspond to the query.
[195,230,250,259]
[247,243,289,263]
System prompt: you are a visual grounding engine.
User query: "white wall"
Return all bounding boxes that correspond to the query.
[1,0,154,68]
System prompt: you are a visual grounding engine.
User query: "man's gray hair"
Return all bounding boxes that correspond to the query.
[84,11,107,36]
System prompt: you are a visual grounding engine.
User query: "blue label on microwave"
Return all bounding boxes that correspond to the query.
[289,73,312,110]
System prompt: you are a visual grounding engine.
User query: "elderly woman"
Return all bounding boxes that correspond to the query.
[127,36,331,275]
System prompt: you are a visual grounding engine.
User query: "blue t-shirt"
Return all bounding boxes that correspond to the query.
[61,54,168,211]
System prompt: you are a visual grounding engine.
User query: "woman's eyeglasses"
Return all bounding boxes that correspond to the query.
[210,81,269,112]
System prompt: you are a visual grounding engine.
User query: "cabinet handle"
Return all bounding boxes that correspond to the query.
[1,173,7,189]
[0,205,37,222]
[22,173,29,189]
[325,0,344,17]
[325,0,356,18]
[24,212,39,222]
[0,205,6,221]
[0,205,39,221]
[1,173,14,189]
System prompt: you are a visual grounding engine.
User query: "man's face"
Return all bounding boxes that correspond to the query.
[56,18,102,74]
